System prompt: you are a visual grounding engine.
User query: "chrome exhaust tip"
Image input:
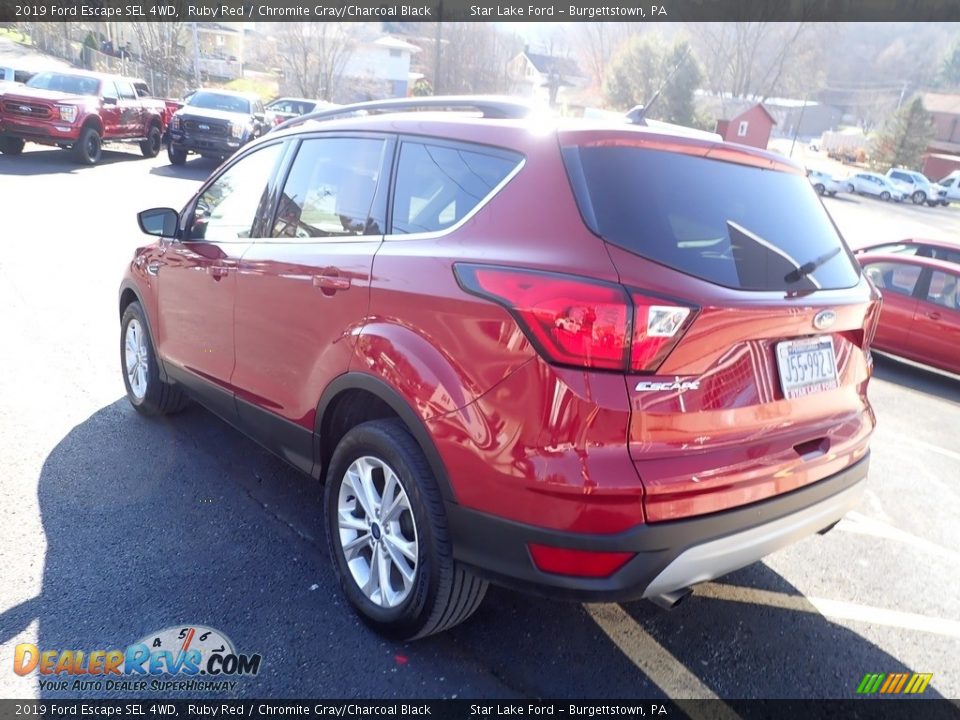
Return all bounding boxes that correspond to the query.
[649,587,693,610]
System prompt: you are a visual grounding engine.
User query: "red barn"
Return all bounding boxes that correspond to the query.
[715,104,777,149]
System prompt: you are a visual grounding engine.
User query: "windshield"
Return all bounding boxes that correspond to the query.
[563,145,861,292]
[186,91,251,114]
[26,72,99,96]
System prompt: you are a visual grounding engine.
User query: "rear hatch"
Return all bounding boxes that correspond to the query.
[561,131,879,522]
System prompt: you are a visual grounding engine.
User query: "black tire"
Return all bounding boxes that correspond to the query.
[880,191,891,201]
[814,183,825,195]
[120,302,189,416]
[912,190,926,205]
[324,419,487,640]
[140,125,162,158]
[167,144,187,165]
[0,136,25,155]
[73,126,102,165]
[828,191,837,196]
[847,183,855,193]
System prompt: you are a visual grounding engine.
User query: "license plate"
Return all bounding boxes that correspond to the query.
[775,336,839,399]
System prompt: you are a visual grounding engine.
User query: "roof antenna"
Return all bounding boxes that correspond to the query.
[627,45,692,126]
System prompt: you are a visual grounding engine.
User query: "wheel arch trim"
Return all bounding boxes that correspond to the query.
[118,280,168,383]
[315,373,456,503]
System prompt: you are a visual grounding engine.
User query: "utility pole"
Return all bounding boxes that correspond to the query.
[897,81,908,109]
[432,8,442,95]
[192,22,201,88]
[789,96,809,159]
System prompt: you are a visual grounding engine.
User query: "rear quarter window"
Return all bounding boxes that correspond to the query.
[563,145,861,291]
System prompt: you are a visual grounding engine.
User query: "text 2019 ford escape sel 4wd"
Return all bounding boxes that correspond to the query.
[119,97,879,639]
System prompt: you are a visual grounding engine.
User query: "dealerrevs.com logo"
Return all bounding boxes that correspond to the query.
[14,625,262,693]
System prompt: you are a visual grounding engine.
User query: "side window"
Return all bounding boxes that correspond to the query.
[272,137,385,238]
[116,81,136,100]
[863,262,922,297]
[102,82,118,102]
[189,144,283,242]
[391,142,521,235]
[926,271,959,310]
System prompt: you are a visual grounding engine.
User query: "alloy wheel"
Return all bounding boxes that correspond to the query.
[124,318,149,400]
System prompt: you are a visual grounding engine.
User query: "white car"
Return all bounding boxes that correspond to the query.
[807,169,844,196]
[845,172,909,202]
[937,171,960,205]
[886,168,944,206]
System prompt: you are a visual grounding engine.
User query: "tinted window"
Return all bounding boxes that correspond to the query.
[926,271,959,310]
[391,142,521,235]
[862,262,922,297]
[189,144,283,242]
[565,146,860,291]
[272,137,385,238]
[26,72,99,95]
[187,91,251,114]
[116,81,136,100]
[890,171,909,182]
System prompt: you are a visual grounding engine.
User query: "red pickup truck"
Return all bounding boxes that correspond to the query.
[0,69,168,165]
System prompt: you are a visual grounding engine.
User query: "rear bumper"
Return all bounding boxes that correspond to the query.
[447,453,868,602]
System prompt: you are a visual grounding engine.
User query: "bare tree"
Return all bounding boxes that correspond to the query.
[130,23,188,90]
[270,23,357,101]
[572,23,643,90]
[690,23,826,111]
[424,23,520,95]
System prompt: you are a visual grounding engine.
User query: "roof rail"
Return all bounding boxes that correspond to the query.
[272,95,533,132]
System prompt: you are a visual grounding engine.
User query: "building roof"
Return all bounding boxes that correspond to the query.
[521,52,583,79]
[373,36,422,54]
[718,102,777,125]
[922,92,960,115]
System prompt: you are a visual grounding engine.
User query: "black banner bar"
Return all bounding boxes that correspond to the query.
[1,700,959,720]
[3,0,960,22]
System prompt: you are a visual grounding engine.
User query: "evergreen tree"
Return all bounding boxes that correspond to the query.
[872,97,935,171]
[940,43,960,88]
[604,36,701,126]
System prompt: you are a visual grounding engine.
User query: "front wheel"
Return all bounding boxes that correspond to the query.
[121,302,189,415]
[140,125,162,158]
[167,144,187,165]
[0,136,25,155]
[847,183,855,193]
[814,183,825,195]
[324,419,487,640]
[880,191,891,201]
[912,191,926,205]
[73,126,102,165]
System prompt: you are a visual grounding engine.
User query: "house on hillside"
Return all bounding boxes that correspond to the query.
[714,103,776,149]
[508,49,588,108]
[340,36,421,101]
[920,92,960,179]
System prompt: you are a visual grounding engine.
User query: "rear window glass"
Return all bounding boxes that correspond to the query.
[563,146,861,291]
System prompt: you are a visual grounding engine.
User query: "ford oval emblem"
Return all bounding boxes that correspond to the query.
[19,105,32,112]
[198,123,210,130]
[813,310,836,330]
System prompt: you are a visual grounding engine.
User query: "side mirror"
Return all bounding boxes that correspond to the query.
[254,112,266,124]
[138,207,179,237]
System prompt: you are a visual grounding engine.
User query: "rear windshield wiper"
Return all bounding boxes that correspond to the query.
[785,247,841,284]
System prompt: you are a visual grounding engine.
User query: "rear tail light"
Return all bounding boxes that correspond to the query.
[455,264,696,373]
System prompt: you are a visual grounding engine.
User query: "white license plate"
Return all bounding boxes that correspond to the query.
[775,336,839,399]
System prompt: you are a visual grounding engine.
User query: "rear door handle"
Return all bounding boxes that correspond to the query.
[313,274,351,293]
[927,311,942,321]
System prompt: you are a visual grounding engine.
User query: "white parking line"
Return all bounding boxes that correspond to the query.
[902,437,960,463]
[696,583,960,639]
[836,511,960,560]
[586,604,742,718]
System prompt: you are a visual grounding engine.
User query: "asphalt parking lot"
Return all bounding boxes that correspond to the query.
[0,145,958,703]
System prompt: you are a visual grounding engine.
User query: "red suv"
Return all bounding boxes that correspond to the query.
[119,98,879,639]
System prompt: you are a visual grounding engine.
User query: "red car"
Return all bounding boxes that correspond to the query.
[119,97,879,639]
[0,69,166,164]
[859,252,960,374]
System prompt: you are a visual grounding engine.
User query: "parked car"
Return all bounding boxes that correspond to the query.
[807,169,844,196]
[853,238,960,265]
[120,96,878,639]
[133,80,182,143]
[859,253,960,374]
[845,172,908,202]
[936,171,960,205]
[264,97,335,127]
[0,70,167,163]
[885,168,944,206]
[167,89,268,165]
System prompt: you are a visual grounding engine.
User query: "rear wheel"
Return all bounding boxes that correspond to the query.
[167,144,187,165]
[324,419,487,640]
[0,136,25,155]
[120,302,189,416]
[814,183,825,195]
[140,125,162,158]
[846,183,855,193]
[73,126,102,165]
